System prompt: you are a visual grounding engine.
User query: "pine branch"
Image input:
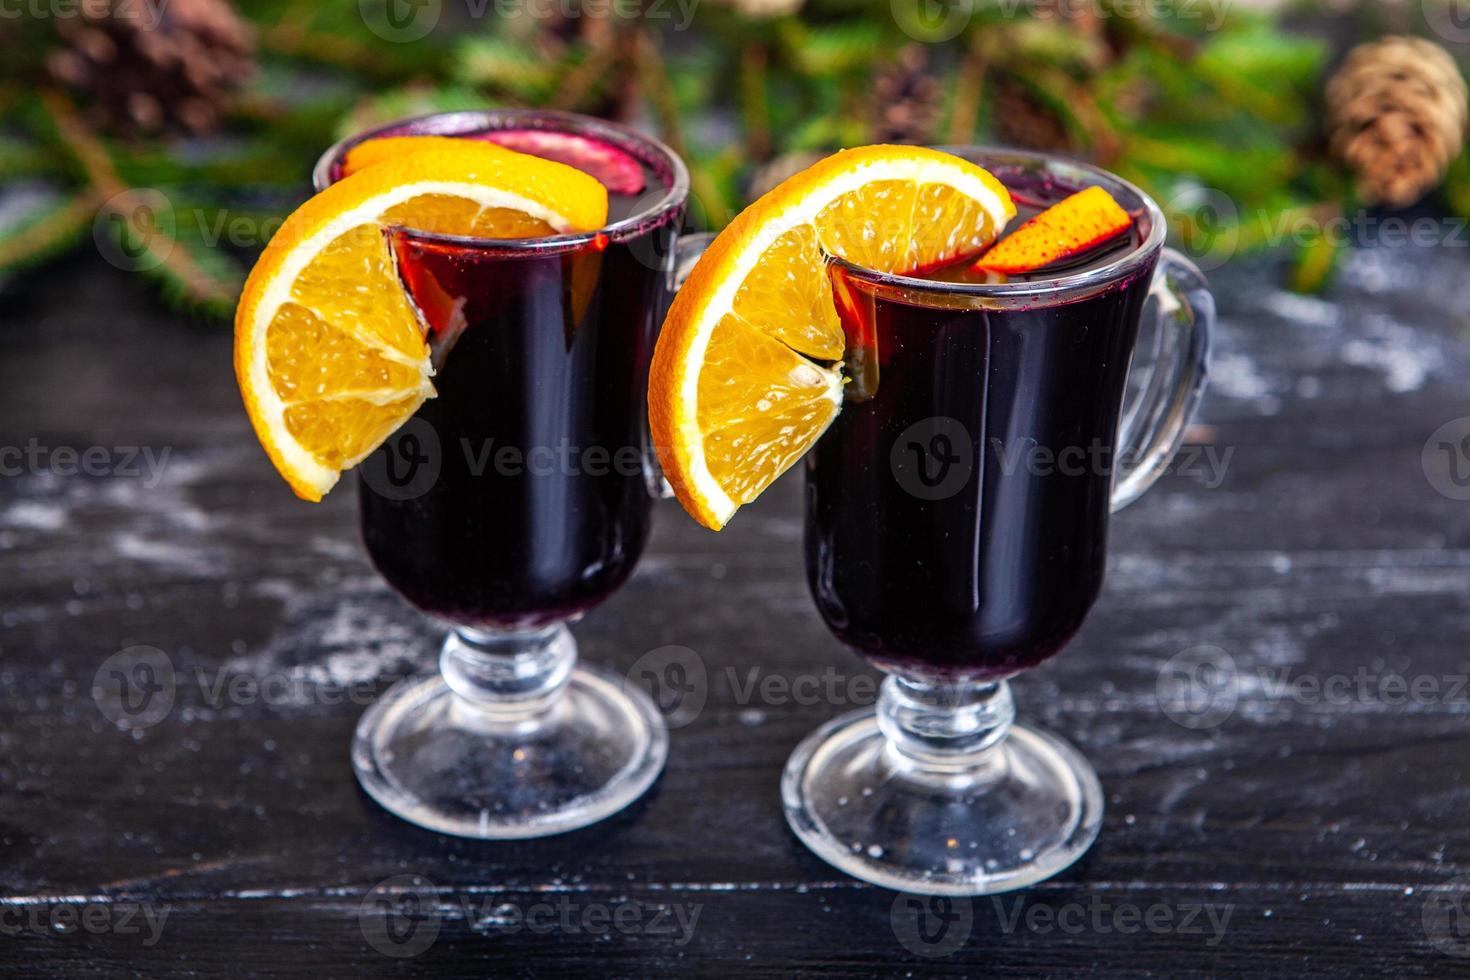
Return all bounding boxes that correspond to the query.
[455,36,559,100]
[946,49,986,146]
[1288,234,1340,294]
[0,135,56,180]
[741,43,772,162]
[1020,65,1122,162]
[548,40,619,112]
[260,20,388,74]
[0,191,99,274]
[150,228,246,320]
[636,31,685,156]
[780,21,885,78]
[1444,152,1470,222]
[837,76,868,148]
[40,88,241,317]
[0,87,19,121]
[255,10,443,79]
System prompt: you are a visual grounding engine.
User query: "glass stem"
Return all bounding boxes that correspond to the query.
[440,623,576,721]
[877,674,1015,776]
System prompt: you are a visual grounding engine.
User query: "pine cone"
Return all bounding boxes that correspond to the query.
[1326,36,1468,208]
[992,77,1073,153]
[871,45,941,145]
[46,0,255,136]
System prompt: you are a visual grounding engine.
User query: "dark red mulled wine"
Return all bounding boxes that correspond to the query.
[805,173,1155,680]
[338,119,681,630]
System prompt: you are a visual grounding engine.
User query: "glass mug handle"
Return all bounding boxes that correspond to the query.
[669,231,717,292]
[1111,246,1214,511]
[647,232,719,499]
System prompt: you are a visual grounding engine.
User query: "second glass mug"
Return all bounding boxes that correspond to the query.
[312,109,696,839]
[783,148,1212,894]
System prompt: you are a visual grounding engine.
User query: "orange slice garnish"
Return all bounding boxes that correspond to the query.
[234,141,607,500]
[648,145,1014,530]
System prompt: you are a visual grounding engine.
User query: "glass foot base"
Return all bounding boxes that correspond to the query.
[353,662,667,839]
[781,707,1103,895]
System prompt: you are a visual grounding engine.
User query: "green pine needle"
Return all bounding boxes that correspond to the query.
[454,37,560,99]
[0,190,97,275]
[1289,226,1342,294]
[779,21,887,77]
[98,194,245,320]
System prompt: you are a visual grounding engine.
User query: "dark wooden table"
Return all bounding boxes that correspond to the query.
[3,238,1470,977]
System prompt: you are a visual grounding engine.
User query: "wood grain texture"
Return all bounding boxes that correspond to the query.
[2,242,1469,977]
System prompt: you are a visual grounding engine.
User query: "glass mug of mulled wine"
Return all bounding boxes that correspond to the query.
[312,110,700,839]
[780,149,1212,894]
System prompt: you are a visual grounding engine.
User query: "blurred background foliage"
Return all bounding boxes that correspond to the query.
[0,0,1465,317]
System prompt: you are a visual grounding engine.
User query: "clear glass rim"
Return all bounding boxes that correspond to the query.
[828,146,1166,301]
[311,108,690,252]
